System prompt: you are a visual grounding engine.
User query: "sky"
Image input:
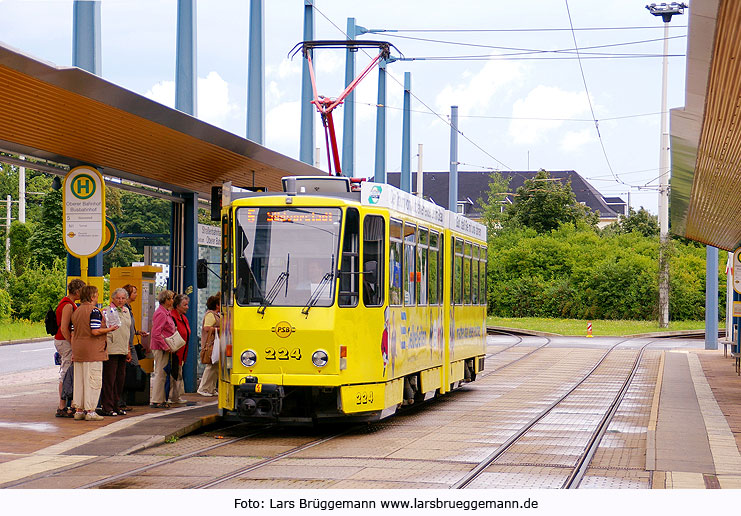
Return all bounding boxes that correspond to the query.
[0,0,690,214]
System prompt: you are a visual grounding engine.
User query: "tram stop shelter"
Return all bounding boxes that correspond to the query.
[0,41,323,391]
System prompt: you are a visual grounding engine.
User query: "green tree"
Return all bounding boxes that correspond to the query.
[110,191,170,253]
[605,207,659,238]
[103,238,142,271]
[504,169,599,233]
[9,221,32,275]
[477,173,512,235]
[28,189,65,268]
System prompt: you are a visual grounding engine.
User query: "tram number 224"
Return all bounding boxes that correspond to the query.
[264,348,301,360]
[356,391,374,405]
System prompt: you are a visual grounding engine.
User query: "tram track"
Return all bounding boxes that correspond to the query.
[0,422,260,489]
[86,426,354,489]
[453,339,654,489]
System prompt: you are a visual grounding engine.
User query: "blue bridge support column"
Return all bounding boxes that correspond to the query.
[374,59,387,184]
[448,106,459,212]
[400,72,412,193]
[299,0,315,164]
[247,0,265,144]
[706,245,718,350]
[175,0,197,117]
[342,17,366,177]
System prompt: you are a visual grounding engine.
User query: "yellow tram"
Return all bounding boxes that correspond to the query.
[216,177,487,423]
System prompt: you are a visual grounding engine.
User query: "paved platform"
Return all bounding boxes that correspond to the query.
[1,338,741,488]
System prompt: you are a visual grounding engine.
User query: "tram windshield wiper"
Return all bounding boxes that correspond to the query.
[257,254,290,316]
[302,255,334,317]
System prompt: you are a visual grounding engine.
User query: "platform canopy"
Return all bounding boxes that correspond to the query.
[0,42,323,199]
[670,0,741,251]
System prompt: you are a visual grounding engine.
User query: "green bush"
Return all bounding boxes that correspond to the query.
[486,225,722,321]
[7,259,66,321]
[0,288,11,320]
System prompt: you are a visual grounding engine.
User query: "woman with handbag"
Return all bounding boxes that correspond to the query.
[197,295,220,396]
[150,289,176,408]
[168,294,191,404]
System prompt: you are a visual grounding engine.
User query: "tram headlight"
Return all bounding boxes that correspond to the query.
[312,350,329,368]
[241,349,257,367]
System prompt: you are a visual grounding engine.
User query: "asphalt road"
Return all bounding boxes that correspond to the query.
[0,340,57,375]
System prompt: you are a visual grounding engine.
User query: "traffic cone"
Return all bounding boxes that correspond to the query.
[587,321,593,338]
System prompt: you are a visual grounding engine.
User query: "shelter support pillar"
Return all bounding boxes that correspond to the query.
[706,245,718,350]
[299,1,315,164]
[168,194,199,392]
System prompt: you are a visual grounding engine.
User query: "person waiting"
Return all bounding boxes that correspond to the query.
[71,285,118,421]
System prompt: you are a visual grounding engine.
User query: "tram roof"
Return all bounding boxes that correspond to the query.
[0,42,323,200]
[670,0,741,251]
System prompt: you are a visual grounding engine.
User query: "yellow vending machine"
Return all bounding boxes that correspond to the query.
[109,265,162,405]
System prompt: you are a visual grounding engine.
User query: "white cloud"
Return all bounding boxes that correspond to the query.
[561,128,596,152]
[435,60,524,116]
[265,101,300,150]
[267,58,300,80]
[144,71,239,128]
[508,86,592,145]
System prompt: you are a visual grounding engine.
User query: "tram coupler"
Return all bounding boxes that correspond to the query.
[237,382,284,418]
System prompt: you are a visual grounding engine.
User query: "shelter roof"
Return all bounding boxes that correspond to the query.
[0,42,322,199]
[669,0,741,250]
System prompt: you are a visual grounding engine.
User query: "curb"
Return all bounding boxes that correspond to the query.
[487,326,560,337]
[0,337,51,347]
[119,413,222,456]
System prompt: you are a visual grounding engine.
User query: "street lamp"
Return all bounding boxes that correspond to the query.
[646,2,686,328]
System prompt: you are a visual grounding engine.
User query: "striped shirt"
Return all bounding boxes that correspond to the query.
[90,307,103,330]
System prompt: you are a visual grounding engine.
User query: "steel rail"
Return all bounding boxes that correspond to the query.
[562,341,653,489]
[193,427,354,489]
[0,421,255,489]
[478,336,551,379]
[77,428,268,489]
[452,338,632,489]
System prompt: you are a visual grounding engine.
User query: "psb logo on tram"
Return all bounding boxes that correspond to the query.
[70,174,96,200]
[271,321,295,338]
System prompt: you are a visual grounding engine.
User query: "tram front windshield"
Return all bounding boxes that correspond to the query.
[234,207,342,307]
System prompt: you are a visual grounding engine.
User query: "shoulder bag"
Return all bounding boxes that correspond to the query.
[165,314,186,353]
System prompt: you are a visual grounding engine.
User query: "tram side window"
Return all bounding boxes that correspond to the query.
[428,231,439,305]
[389,219,403,306]
[472,245,479,305]
[463,241,472,304]
[438,235,444,306]
[453,238,463,305]
[404,223,417,306]
[339,208,359,307]
[481,248,488,306]
[418,227,428,305]
[363,215,385,307]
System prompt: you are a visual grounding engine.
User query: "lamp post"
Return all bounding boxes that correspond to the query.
[646,2,687,328]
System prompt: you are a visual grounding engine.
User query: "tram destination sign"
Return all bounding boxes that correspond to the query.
[361,182,446,228]
[63,166,105,258]
[360,182,486,240]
